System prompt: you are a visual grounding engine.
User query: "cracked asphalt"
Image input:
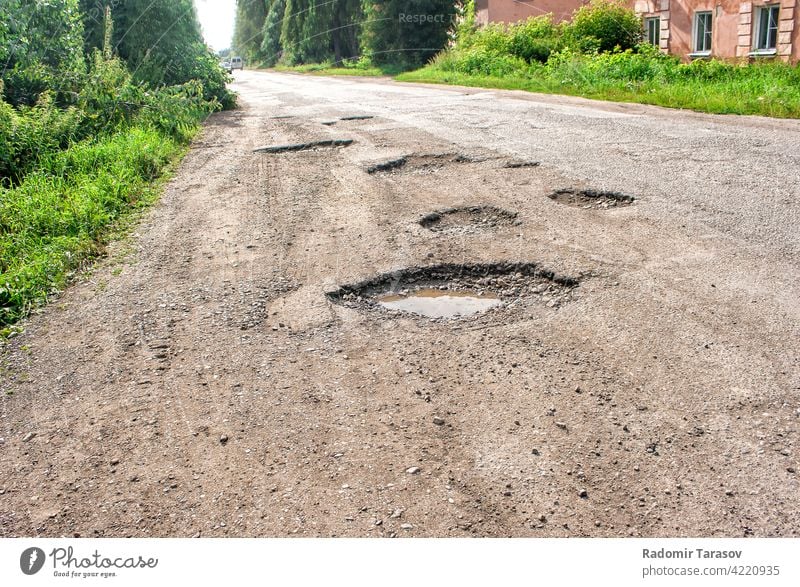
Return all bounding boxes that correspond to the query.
[1,71,798,537]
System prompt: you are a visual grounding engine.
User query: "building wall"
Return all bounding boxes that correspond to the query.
[475,0,590,26]
[633,1,799,62]
[475,1,799,63]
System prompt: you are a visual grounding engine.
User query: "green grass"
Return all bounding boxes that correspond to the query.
[0,126,190,326]
[397,47,800,118]
[272,61,407,77]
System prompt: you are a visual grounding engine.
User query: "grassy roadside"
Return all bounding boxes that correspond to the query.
[272,62,406,77]
[0,125,196,330]
[270,57,800,119]
[395,60,800,118]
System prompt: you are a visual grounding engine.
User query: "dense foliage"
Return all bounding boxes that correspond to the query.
[1,0,234,326]
[362,0,459,67]
[1,0,85,107]
[567,0,642,52]
[234,0,458,69]
[79,0,234,108]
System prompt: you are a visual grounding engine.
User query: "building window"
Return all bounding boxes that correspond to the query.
[693,11,713,54]
[645,17,661,46]
[754,4,780,52]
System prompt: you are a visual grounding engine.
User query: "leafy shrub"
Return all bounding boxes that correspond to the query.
[578,45,679,82]
[76,54,144,137]
[0,93,84,184]
[565,0,642,53]
[507,16,563,63]
[1,0,86,107]
[138,81,216,143]
[433,48,528,77]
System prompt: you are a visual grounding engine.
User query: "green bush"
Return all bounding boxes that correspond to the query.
[508,16,563,63]
[138,81,216,143]
[565,0,642,53]
[1,0,86,107]
[0,93,84,185]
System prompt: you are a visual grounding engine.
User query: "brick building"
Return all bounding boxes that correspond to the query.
[475,0,800,62]
[632,1,799,62]
[474,0,590,25]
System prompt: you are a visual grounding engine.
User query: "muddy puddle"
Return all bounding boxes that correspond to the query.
[378,289,502,318]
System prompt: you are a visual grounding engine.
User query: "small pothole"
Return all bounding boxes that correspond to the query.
[419,206,519,233]
[326,262,578,321]
[322,115,374,126]
[253,139,353,154]
[548,188,635,209]
[366,153,485,175]
[503,159,540,169]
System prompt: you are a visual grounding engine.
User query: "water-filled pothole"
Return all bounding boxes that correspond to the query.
[548,188,635,209]
[378,289,502,318]
[327,262,578,321]
[419,206,519,233]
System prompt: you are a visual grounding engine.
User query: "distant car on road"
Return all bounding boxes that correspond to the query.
[230,56,244,71]
[220,60,232,73]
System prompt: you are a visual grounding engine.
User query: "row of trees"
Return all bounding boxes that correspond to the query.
[233,0,461,68]
[1,0,232,108]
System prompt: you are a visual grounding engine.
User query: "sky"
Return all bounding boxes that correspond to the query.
[195,0,236,52]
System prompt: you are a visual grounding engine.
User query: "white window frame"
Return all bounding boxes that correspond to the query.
[692,11,713,56]
[645,17,661,46]
[753,4,780,54]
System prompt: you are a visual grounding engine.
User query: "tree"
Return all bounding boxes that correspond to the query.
[330,0,363,63]
[271,0,365,65]
[279,0,309,64]
[260,0,287,66]
[75,0,233,107]
[362,1,460,68]
[233,0,269,62]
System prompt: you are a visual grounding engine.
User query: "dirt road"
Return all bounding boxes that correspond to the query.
[1,71,798,537]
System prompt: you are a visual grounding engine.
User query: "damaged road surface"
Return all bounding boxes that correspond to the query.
[1,71,798,538]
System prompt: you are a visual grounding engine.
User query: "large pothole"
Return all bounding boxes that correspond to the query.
[326,263,578,320]
[419,206,519,233]
[548,188,635,209]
